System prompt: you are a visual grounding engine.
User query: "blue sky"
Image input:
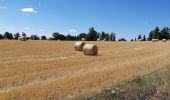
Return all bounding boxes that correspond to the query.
[0,0,170,39]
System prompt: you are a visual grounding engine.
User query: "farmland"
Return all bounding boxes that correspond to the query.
[0,40,170,99]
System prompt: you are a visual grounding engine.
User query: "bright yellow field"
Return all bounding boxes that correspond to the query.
[0,40,170,100]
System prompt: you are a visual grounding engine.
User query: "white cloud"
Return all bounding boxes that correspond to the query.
[68,29,77,32]
[0,6,8,9]
[21,8,37,13]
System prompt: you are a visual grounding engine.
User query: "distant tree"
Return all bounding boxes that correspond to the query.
[30,35,40,40]
[77,33,89,40]
[65,34,71,40]
[160,27,170,39]
[148,31,153,41]
[41,36,47,40]
[59,34,65,40]
[97,31,111,41]
[149,26,161,40]
[97,33,102,41]
[109,32,116,41]
[4,32,13,39]
[138,34,142,40]
[101,31,106,40]
[88,27,98,41]
[105,33,110,41]
[65,34,76,41]
[14,33,20,40]
[154,27,161,39]
[118,38,126,41]
[52,32,60,40]
[52,32,65,40]
[135,38,137,41]
[143,35,146,41]
[22,32,27,37]
[26,37,30,40]
[0,34,4,39]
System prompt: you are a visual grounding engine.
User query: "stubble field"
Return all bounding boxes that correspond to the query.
[0,40,170,100]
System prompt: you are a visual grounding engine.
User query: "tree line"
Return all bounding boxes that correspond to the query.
[0,26,170,41]
[0,32,47,40]
[132,26,170,41]
[0,27,116,41]
[148,26,170,40]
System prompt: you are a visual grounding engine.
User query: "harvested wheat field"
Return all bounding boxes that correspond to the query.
[0,40,170,100]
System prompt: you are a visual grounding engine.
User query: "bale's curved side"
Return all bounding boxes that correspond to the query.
[138,39,143,41]
[18,37,27,41]
[162,39,166,42]
[83,44,98,55]
[152,39,159,42]
[74,42,86,51]
[81,38,86,41]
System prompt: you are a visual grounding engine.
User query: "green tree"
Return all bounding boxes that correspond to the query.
[65,34,76,40]
[138,34,142,40]
[101,31,106,40]
[52,32,65,40]
[4,32,13,39]
[160,27,170,39]
[143,35,146,41]
[154,27,160,39]
[109,32,116,41]
[0,34,3,39]
[88,27,98,41]
[52,32,60,40]
[148,31,153,41]
[30,35,40,40]
[148,27,161,40]
[22,32,27,37]
[135,38,137,41]
[77,33,89,40]
[105,33,110,41]
[14,33,20,40]
[118,38,126,41]
[149,27,161,40]
[41,36,47,40]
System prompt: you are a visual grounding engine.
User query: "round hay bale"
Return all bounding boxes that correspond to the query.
[97,38,101,41]
[162,39,166,42]
[18,37,27,41]
[74,41,86,51]
[138,39,143,41]
[83,44,98,55]
[152,39,159,42]
[81,38,86,41]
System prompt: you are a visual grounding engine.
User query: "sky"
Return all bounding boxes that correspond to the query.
[0,0,170,39]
